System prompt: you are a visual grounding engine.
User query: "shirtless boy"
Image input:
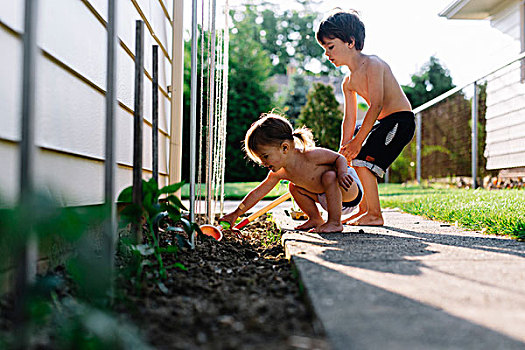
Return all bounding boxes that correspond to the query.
[316,9,416,226]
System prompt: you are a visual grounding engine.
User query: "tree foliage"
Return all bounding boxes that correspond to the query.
[230,1,334,75]
[283,74,310,126]
[225,20,275,181]
[402,56,455,108]
[296,83,342,151]
[181,24,275,182]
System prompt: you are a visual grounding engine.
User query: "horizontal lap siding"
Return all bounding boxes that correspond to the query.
[0,0,172,205]
[0,26,22,142]
[484,2,525,170]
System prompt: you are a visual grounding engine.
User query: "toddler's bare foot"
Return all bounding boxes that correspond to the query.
[295,219,323,231]
[349,214,384,226]
[312,222,343,233]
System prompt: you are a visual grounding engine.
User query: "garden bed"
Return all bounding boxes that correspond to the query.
[0,215,328,349]
[115,215,327,349]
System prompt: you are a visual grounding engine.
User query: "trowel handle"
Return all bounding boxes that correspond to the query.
[233,192,292,229]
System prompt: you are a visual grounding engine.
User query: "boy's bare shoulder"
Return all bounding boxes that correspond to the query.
[365,55,390,71]
[367,54,388,65]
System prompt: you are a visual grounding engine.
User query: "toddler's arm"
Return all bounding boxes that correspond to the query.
[307,149,353,191]
[219,171,281,226]
[335,154,353,191]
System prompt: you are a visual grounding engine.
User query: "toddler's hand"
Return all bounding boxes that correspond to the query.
[338,172,353,192]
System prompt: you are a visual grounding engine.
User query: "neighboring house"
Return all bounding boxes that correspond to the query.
[440,0,525,176]
[0,0,183,205]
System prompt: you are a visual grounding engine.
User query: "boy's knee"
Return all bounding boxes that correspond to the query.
[321,170,337,186]
[289,182,298,194]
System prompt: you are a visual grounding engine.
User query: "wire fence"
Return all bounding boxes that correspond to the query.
[390,53,525,188]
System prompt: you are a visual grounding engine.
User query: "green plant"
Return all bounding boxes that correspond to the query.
[296,82,343,151]
[117,178,199,292]
[262,214,282,246]
[0,192,151,349]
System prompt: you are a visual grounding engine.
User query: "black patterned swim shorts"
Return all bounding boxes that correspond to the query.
[352,111,415,178]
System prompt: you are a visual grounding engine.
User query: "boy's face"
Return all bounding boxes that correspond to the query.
[320,37,353,67]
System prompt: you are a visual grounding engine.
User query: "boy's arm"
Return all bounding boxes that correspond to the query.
[340,76,358,150]
[219,171,281,225]
[342,60,384,159]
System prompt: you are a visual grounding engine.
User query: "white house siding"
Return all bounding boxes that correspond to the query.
[483,1,525,170]
[484,61,525,169]
[0,0,174,206]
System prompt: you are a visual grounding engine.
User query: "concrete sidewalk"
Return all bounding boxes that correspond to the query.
[272,206,525,350]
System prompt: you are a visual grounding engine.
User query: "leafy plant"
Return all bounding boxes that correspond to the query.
[0,192,150,349]
[117,178,199,292]
[296,82,343,151]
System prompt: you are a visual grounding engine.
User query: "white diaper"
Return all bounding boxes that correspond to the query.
[317,167,363,215]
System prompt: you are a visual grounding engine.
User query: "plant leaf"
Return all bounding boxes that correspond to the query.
[158,245,178,254]
[166,195,187,211]
[152,211,169,226]
[179,217,193,235]
[159,181,185,195]
[166,262,187,271]
[165,226,185,234]
[157,281,169,294]
[132,244,155,256]
[174,234,191,249]
[117,186,133,203]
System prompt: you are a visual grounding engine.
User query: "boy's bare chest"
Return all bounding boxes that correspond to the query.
[349,72,369,100]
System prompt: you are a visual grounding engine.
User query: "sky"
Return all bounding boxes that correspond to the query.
[184,0,519,87]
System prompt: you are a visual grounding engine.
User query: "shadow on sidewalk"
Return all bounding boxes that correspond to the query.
[294,256,525,350]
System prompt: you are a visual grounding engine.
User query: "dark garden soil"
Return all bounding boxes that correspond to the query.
[114,215,328,349]
[0,215,328,349]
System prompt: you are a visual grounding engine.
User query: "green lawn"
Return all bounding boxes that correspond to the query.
[379,183,525,240]
[182,182,525,240]
[181,181,289,200]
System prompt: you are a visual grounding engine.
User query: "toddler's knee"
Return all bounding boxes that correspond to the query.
[321,170,337,186]
[288,182,298,194]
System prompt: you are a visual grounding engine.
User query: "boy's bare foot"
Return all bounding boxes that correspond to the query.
[295,219,324,231]
[342,209,366,224]
[311,222,343,233]
[349,214,384,226]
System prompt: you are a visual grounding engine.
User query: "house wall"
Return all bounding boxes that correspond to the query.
[0,0,174,205]
[484,0,525,170]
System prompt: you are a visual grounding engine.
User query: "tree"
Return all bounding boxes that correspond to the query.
[296,83,342,151]
[283,74,310,126]
[225,20,275,181]
[402,56,455,108]
[230,1,335,76]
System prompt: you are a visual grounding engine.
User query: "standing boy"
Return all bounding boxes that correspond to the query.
[316,9,415,225]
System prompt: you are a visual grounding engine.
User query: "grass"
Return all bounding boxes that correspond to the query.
[379,183,525,240]
[182,181,525,240]
[181,181,289,200]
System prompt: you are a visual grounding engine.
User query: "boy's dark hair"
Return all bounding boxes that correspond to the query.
[244,113,315,164]
[316,9,365,51]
